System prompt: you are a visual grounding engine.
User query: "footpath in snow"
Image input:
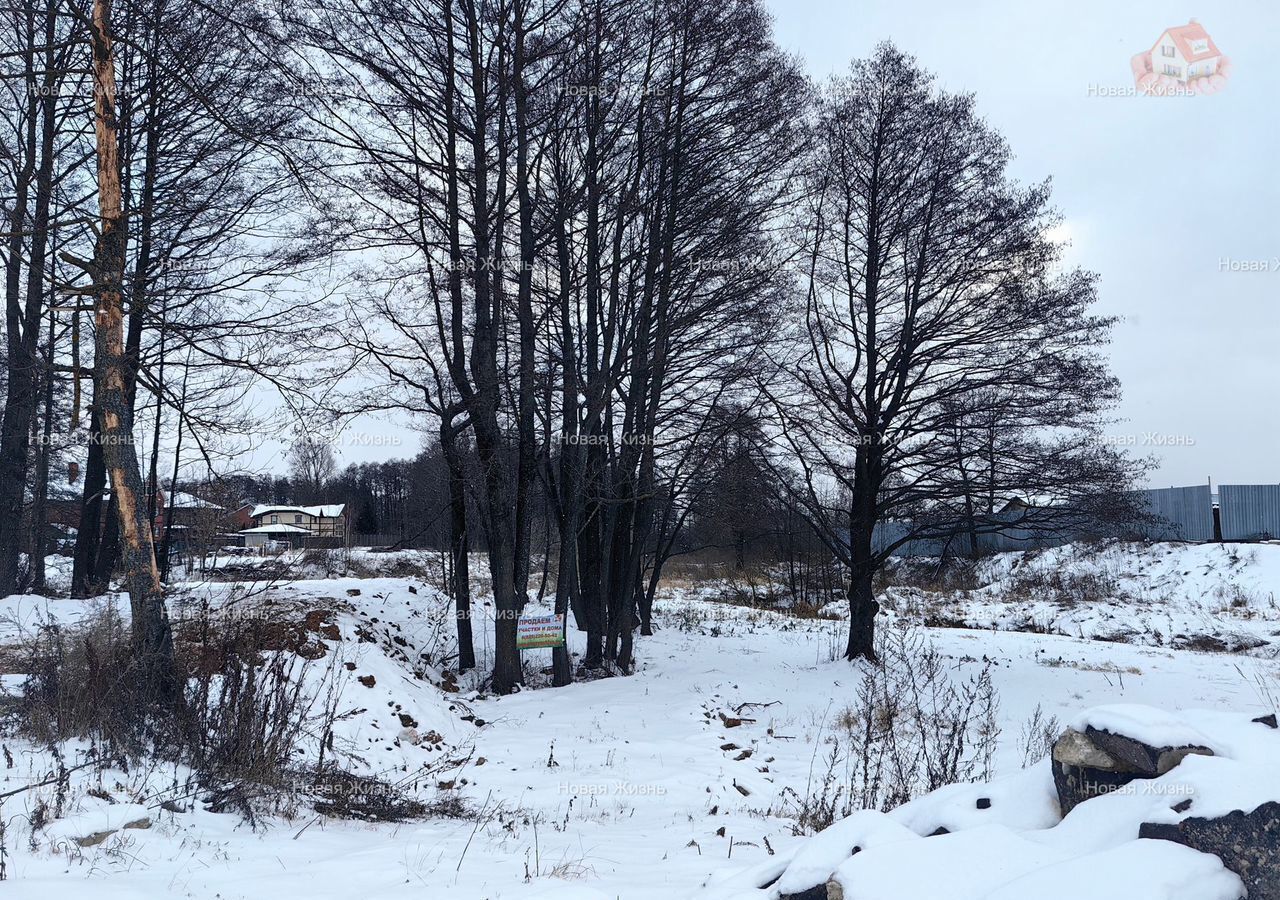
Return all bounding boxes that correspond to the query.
[0,543,1277,898]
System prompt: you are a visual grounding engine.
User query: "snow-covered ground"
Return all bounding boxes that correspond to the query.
[698,703,1280,900]
[1,542,1278,898]
[882,541,1280,656]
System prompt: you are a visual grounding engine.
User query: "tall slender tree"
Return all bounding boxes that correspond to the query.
[83,0,175,695]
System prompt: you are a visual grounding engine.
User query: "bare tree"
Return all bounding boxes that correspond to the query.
[82,0,174,696]
[0,0,84,596]
[287,428,336,503]
[67,0,318,595]
[768,45,1135,661]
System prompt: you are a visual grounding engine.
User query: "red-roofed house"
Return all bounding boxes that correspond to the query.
[1149,20,1222,83]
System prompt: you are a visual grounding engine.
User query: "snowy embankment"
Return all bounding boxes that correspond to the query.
[883,541,1280,656]
[698,704,1279,900]
[0,541,1277,898]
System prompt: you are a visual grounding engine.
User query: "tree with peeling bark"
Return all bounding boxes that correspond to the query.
[67,0,313,598]
[82,0,176,698]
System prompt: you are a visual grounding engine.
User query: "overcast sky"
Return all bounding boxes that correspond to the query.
[762,0,1279,488]
[283,1,1277,489]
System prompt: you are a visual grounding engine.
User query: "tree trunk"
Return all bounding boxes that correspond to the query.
[551,529,575,686]
[0,2,41,597]
[551,213,577,686]
[845,513,880,662]
[71,404,108,597]
[441,419,475,671]
[511,1,537,606]
[89,0,176,701]
[158,376,186,583]
[31,306,56,593]
[576,494,606,669]
[461,2,521,694]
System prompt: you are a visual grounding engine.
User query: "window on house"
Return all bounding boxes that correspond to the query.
[295,514,303,524]
[270,515,278,524]
[1162,45,1175,58]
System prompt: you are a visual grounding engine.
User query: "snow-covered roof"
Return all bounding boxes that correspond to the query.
[239,523,312,534]
[250,504,345,519]
[167,491,223,510]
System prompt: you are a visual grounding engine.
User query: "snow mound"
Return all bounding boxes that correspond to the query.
[698,703,1278,900]
[834,824,1068,899]
[774,811,916,896]
[887,540,1280,656]
[985,840,1243,900]
[219,578,476,779]
[1069,704,1218,752]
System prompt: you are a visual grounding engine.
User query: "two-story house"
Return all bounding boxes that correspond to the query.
[239,503,348,548]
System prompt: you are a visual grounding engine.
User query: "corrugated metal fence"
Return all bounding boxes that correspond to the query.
[1134,484,1215,541]
[1218,484,1280,541]
[1136,483,1280,542]
[876,482,1280,557]
[873,515,1072,557]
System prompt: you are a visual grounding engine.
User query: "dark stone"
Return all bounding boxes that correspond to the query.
[1140,801,1280,900]
[1052,727,1214,815]
[778,879,845,900]
[928,826,950,836]
[1053,758,1133,815]
[1253,713,1278,729]
[975,797,992,810]
[1052,728,1131,815]
[1085,726,1212,777]
[779,886,828,900]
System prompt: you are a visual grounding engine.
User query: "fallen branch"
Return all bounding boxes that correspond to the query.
[733,700,780,715]
[0,759,99,802]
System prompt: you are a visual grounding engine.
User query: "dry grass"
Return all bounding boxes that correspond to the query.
[1036,656,1141,675]
[780,620,1000,833]
[1,601,396,825]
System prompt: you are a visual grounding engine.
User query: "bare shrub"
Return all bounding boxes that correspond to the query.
[877,556,982,594]
[1017,704,1061,767]
[346,550,441,581]
[1236,663,1280,720]
[784,600,842,621]
[176,602,342,795]
[8,601,352,822]
[782,620,1000,833]
[8,603,145,757]
[300,548,346,577]
[1006,565,1116,607]
[306,769,430,822]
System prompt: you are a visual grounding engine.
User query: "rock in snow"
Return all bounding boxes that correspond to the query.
[1141,802,1280,900]
[700,704,1280,900]
[1051,723,1213,815]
